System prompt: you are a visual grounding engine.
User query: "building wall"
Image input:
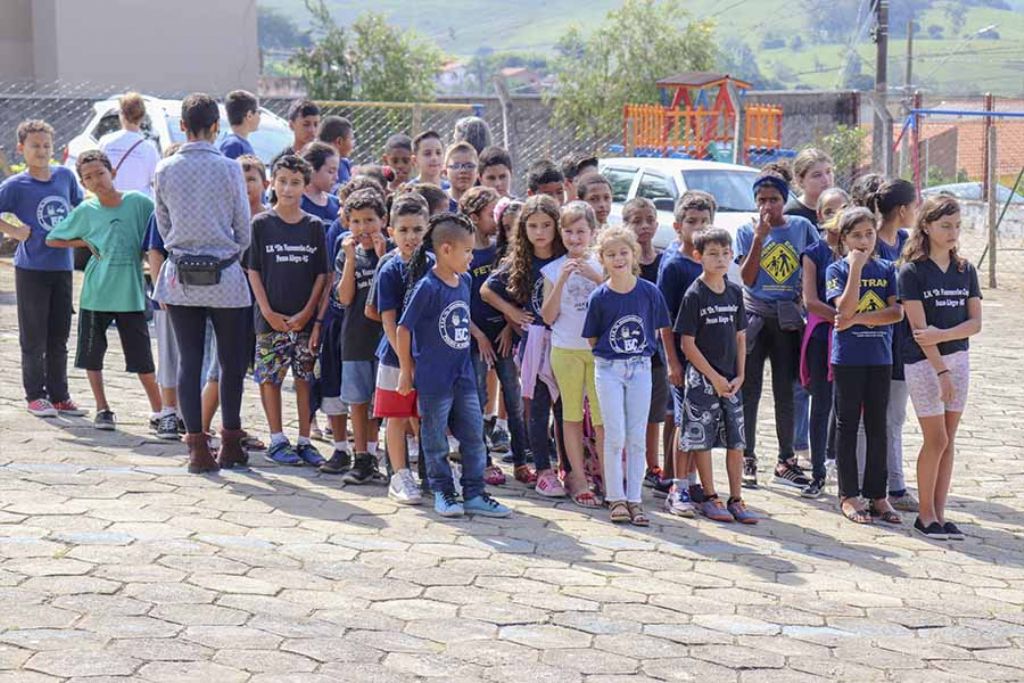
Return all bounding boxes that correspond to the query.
[0,0,35,82]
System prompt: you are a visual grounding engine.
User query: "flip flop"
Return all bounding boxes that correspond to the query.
[571,490,601,509]
[841,498,872,524]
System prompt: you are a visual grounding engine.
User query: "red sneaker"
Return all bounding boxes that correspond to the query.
[27,399,58,417]
[52,399,87,416]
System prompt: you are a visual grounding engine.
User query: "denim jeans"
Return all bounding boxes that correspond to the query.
[793,380,810,452]
[806,334,834,481]
[15,268,73,403]
[594,356,651,504]
[473,351,529,466]
[855,378,909,494]
[418,375,487,500]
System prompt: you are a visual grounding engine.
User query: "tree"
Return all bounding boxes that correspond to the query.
[816,125,868,180]
[289,1,444,102]
[258,6,311,51]
[550,0,716,139]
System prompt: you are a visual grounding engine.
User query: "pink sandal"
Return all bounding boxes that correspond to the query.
[484,465,506,486]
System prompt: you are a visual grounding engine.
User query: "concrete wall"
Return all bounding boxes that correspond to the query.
[0,0,35,82]
[744,90,861,150]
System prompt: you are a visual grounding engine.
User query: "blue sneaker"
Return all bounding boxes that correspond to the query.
[433,491,464,518]
[265,441,301,466]
[463,493,511,518]
[295,442,325,467]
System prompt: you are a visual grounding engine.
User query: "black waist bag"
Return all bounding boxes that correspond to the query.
[173,254,237,286]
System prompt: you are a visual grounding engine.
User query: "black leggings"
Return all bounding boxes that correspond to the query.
[166,305,249,434]
[833,364,890,500]
[743,316,800,464]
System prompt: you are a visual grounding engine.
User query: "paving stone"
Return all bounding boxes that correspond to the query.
[500,624,593,650]
[214,648,319,674]
[0,629,105,651]
[404,618,497,643]
[372,598,458,620]
[540,648,638,675]
[181,625,283,650]
[0,643,32,669]
[148,604,249,626]
[281,637,383,663]
[77,616,181,639]
[0,604,79,630]
[593,633,690,659]
[24,650,140,677]
[135,661,249,683]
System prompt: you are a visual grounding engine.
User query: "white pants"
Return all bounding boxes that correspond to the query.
[595,356,651,504]
[855,378,909,493]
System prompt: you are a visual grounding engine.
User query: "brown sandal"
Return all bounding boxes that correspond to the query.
[627,503,650,527]
[841,497,872,524]
[870,501,902,525]
[609,500,630,524]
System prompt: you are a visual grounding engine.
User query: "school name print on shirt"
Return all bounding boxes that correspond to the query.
[699,302,740,326]
[439,300,471,350]
[760,241,799,285]
[266,242,319,264]
[609,314,647,355]
[37,195,71,232]
[924,286,970,308]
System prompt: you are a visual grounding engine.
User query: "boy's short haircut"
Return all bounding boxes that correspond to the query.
[339,175,385,204]
[390,192,429,225]
[352,164,394,190]
[527,159,564,192]
[404,182,448,214]
[459,185,499,217]
[576,172,612,200]
[560,152,598,181]
[345,187,387,218]
[445,141,478,164]
[384,133,413,154]
[119,92,147,126]
[693,227,733,254]
[181,93,220,136]
[224,90,259,126]
[412,130,442,153]
[317,115,352,144]
[622,197,656,223]
[760,161,793,184]
[673,190,717,222]
[478,145,512,173]
[286,99,321,122]
[271,154,312,185]
[301,141,339,171]
[75,149,113,178]
[16,119,55,144]
[237,154,266,178]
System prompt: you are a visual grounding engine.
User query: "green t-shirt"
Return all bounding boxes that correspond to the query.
[48,191,153,312]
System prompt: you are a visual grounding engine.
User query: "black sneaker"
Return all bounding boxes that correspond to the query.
[319,450,351,474]
[652,477,673,499]
[688,483,706,504]
[801,477,826,499]
[914,517,949,540]
[774,459,811,489]
[155,412,180,441]
[643,468,665,489]
[94,410,116,431]
[943,521,965,540]
[742,457,758,489]
[343,451,381,484]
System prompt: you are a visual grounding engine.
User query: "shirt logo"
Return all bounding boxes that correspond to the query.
[36,195,71,231]
[760,241,799,285]
[530,277,545,315]
[439,300,471,350]
[609,314,646,355]
[857,290,886,313]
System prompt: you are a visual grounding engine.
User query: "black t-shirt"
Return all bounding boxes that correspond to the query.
[336,243,382,361]
[675,278,748,379]
[784,197,819,229]
[897,259,981,365]
[246,210,328,334]
[639,252,664,367]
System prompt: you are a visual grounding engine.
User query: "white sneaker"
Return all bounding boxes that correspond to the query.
[389,469,422,505]
[407,436,419,464]
[665,486,696,518]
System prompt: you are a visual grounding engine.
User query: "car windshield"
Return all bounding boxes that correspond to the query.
[167,115,293,165]
[681,169,759,212]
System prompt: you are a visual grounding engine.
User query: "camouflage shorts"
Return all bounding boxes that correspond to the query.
[253,331,315,385]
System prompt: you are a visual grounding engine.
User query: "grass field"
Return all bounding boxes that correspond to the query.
[262,0,1024,96]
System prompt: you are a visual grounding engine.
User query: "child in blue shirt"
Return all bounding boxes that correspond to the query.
[824,207,903,526]
[0,120,85,417]
[397,213,511,519]
[300,142,341,223]
[219,90,259,160]
[317,115,354,192]
[583,227,670,527]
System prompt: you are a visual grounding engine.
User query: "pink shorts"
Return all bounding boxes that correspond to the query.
[905,351,970,418]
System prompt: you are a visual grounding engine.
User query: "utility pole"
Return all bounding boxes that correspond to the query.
[872,0,890,174]
[901,18,913,176]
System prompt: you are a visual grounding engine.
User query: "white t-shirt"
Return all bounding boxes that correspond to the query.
[98,129,160,196]
[541,255,603,350]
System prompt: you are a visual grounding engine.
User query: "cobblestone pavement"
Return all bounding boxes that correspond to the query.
[0,261,1022,682]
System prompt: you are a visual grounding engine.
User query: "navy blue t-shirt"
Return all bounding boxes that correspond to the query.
[657,248,703,333]
[484,254,558,330]
[218,133,255,160]
[583,278,670,360]
[142,214,167,311]
[875,229,908,262]
[399,270,476,396]
[470,244,504,343]
[826,257,897,366]
[736,216,819,302]
[802,239,838,341]
[336,158,352,189]
[875,229,909,379]
[897,259,982,365]
[0,167,83,271]
[374,254,412,368]
[301,194,340,224]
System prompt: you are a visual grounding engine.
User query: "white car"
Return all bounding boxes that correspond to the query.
[599,157,761,250]
[63,95,292,173]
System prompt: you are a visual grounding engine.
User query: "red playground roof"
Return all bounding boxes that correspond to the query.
[655,72,752,90]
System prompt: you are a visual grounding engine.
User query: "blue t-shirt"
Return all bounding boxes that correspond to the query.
[802,239,837,341]
[374,254,413,368]
[0,167,83,271]
[337,158,352,189]
[825,257,897,366]
[874,229,909,379]
[583,278,670,361]
[218,133,255,160]
[657,249,703,327]
[301,194,341,224]
[399,270,476,396]
[469,244,504,343]
[736,216,819,302]
[897,259,982,365]
[143,214,166,310]
[876,229,908,262]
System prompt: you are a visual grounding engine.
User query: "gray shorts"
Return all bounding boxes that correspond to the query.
[153,309,179,388]
[680,365,746,452]
[648,362,670,424]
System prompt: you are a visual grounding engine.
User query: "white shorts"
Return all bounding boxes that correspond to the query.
[905,351,970,418]
[153,309,179,389]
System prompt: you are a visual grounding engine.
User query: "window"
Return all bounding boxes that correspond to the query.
[681,169,759,212]
[636,172,676,201]
[602,166,638,203]
[91,110,154,142]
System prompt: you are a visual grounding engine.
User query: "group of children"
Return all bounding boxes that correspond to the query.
[0,94,982,537]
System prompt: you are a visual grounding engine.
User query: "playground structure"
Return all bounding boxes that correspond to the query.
[619,72,789,165]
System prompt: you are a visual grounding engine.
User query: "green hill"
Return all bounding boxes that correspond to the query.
[261,0,1024,96]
